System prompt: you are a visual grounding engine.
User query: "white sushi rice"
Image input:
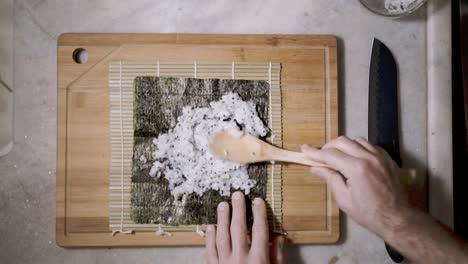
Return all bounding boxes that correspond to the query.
[150,93,268,199]
[385,0,424,14]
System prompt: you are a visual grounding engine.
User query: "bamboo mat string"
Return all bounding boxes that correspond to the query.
[155,223,172,236]
[112,61,133,236]
[156,61,160,77]
[195,225,205,237]
[268,62,277,231]
[231,62,235,79]
[194,61,198,78]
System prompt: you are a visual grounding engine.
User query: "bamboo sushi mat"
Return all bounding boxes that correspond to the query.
[109,62,282,233]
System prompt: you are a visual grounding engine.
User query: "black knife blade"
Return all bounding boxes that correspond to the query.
[369,38,401,166]
[368,38,405,263]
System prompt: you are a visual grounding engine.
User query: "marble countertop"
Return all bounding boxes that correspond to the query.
[0,0,452,263]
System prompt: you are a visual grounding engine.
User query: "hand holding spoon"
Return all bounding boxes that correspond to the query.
[208,131,325,167]
[208,132,415,185]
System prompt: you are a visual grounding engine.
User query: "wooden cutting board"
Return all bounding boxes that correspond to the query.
[56,33,338,247]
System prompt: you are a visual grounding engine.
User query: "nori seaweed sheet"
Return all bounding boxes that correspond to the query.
[131,77,270,226]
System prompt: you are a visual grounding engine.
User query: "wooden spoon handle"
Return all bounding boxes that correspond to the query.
[270,149,326,167]
[269,147,416,186]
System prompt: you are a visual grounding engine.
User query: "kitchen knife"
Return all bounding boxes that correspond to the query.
[368,38,405,263]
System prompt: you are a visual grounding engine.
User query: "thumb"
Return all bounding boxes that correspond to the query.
[310,167,351,211]
[270,235,284,264]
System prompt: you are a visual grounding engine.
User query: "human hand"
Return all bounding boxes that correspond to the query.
[301,136,409,238]
[205,191,284,264]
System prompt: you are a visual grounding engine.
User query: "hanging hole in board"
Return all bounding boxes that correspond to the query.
[72,48,89,64]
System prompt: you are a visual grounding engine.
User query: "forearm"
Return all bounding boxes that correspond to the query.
[381,207,468,264]
[302,138,468,263]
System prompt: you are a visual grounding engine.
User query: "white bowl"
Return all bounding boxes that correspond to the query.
[359,0,427,17]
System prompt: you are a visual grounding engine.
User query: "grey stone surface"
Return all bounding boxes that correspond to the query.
[0,0,13,88]
[0,0,442,263]
[0,0,14,155]
[427,0,453,228]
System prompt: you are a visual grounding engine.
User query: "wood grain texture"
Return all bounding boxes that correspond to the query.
[56,33,339,247]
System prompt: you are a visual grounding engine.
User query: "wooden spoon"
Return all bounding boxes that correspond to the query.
[208,131,416,186]
[208,131,325,167]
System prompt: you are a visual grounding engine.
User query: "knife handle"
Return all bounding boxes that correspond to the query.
[385,242,404,263]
